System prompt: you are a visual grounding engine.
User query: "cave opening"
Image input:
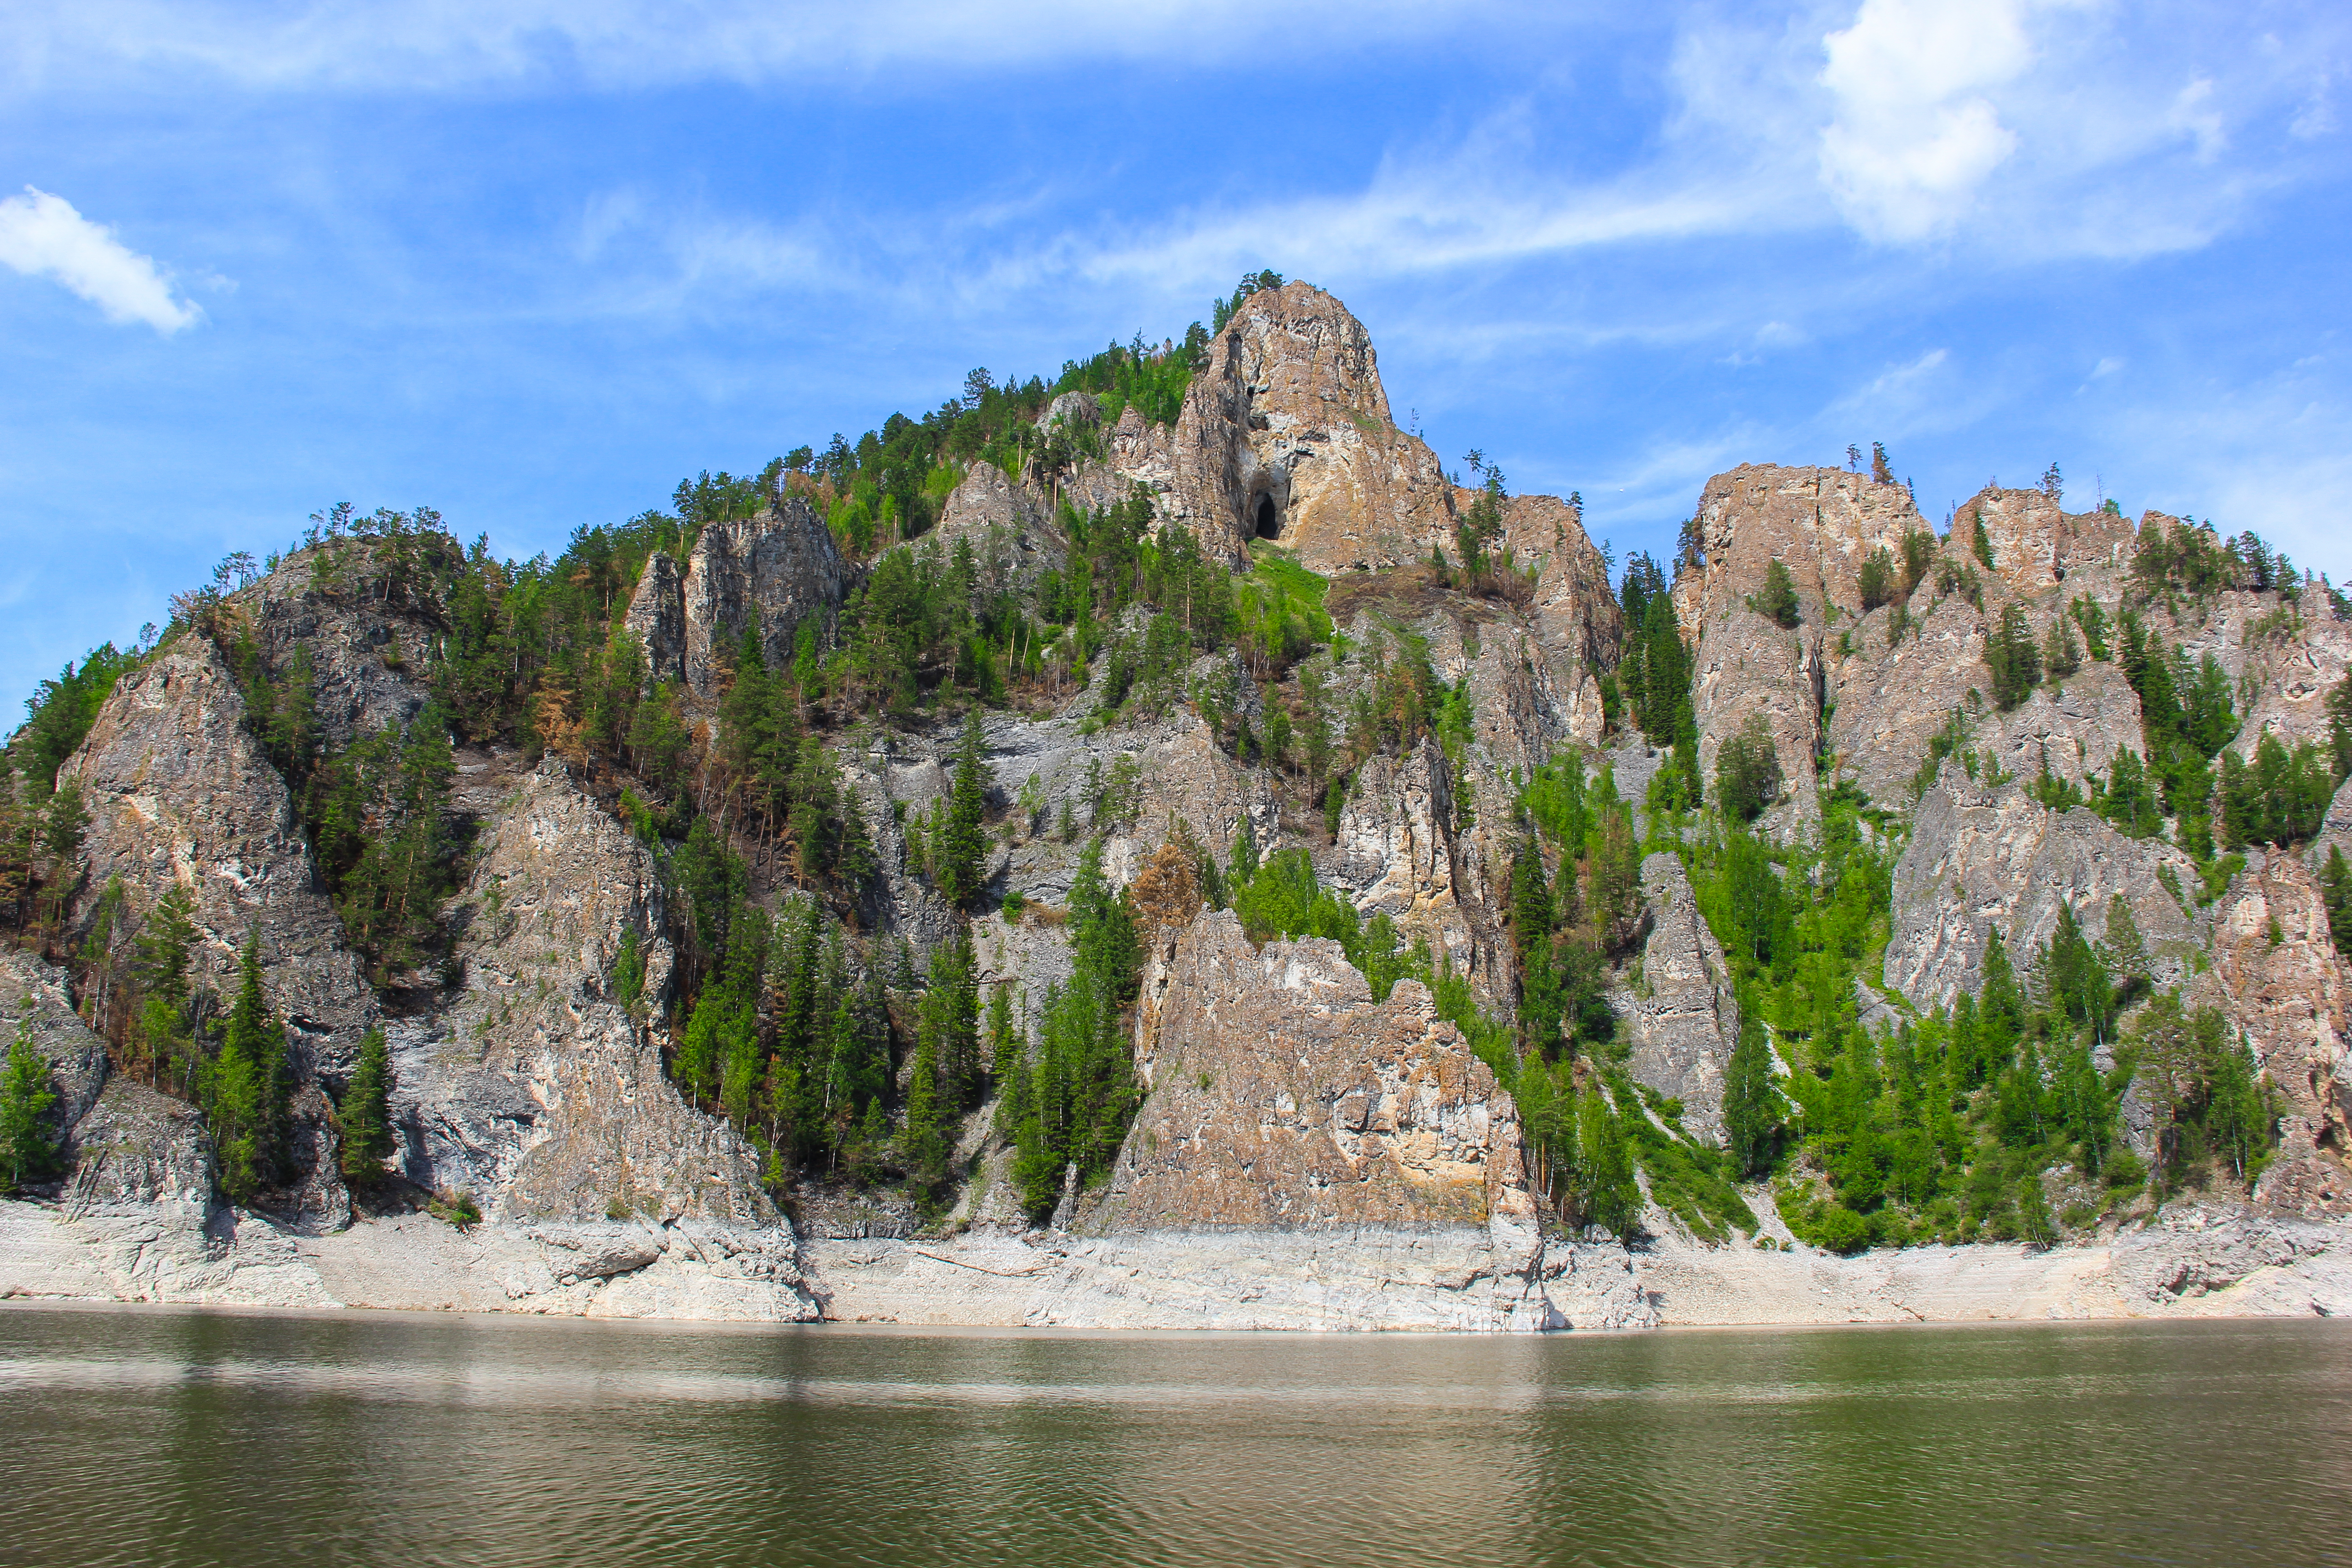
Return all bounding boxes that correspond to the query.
[1253,495,1281,539]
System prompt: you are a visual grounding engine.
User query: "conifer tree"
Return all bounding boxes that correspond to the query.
[1979,928,2025,1074]
[2324,845,2352,956]
[210,935,293,1205]
[985,981,1018,1088]
[338,1026,396,1181]
[936,712,992,906]
[902,1027,948,1184]
[1757,559,1800,628]
[0,1018,59,1192]
[1509,842,1559,1051]
[1574,1086,1640,1239]
[1986,603,2042,710]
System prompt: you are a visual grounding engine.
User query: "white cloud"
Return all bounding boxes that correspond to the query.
[0,187,201,333]
[1818,0,2031,240]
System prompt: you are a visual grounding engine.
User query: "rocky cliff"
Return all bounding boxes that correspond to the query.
[5,284,2349,1331]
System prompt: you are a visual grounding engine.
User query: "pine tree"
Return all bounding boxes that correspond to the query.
[902,1026,948,1184]
[1509,842,1559,1051]
[338,1026,395,1181]
[1979,928,2025,1076]
[1757,559,1800,628]
[985,981,1019,1087]
[2324,845,2352,956]
[209,936,293,1205]
[1985,603,2042,710]
[2101,893,2152,1003]
[936,712,992,906]
[921,930,981,1109]
[0,1018,59,1192]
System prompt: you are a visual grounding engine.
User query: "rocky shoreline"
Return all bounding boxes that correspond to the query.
[7,1198,2344,1330]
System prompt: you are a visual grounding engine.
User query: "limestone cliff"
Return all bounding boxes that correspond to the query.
[627,497,848,696]
[1886,771,2202,1011]
[2197,858,2351,1218]
[1082,910,1587,1329]
[1621,853,1740,1143]
[7,284,2351,1332]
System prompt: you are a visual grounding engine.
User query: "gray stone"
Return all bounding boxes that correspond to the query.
[1886,772,2202,1009]
[1622,853,1740,1143]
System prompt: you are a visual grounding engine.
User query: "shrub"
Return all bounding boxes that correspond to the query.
[1814,1205,1870,1254]
[1715,715,1783,824]
[1858,547,1895,612]
[1985,603,2042,710]
[1757,559,1800,627]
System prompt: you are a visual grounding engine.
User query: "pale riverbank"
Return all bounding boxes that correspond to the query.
[6,1195,2347,1330]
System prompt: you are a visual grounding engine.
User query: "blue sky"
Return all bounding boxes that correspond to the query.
[3,0,2348,722]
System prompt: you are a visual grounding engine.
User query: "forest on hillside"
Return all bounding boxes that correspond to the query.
[6,282,2352,1251]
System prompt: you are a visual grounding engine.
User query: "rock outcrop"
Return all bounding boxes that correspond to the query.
[1088,910,1566,1328]
[1886,772,2202,1009]
[227,544,440,750]
[2197,859,2352,1219]
[393,757,775,1226]
[925,460,1067,593]
[1622,853,1740,1142]
[1158,284,1460,572]
[61,640,377,1074]
[1674,464,1926,632]
[1957,485,2137,597]
[628,498,848,696]
[1688,607,1826,833]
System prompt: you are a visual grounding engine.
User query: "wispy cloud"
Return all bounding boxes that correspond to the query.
[4,0,1525,91]
[0,187,202,333]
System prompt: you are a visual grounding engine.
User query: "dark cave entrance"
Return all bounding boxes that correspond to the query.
[1253,495,1281,539]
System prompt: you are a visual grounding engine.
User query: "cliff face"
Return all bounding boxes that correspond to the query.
[1886,774,2203,1011]
[1160,283,1458,572]
[1073,910,1599,1329]
[1621,853,1740,1143]
[392,757,774,1226]
[2198,858,2351,1219]
[1111,911,1533,1234]
[8,285,2351,1329]
[627,497,848,696]
[63,641,377,1068]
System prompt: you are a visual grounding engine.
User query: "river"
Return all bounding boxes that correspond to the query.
[2,1306,2346,1566]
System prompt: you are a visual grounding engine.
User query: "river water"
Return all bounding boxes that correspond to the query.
[2,1306,2347,1567]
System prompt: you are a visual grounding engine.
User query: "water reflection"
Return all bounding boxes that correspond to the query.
[2,1308,2346,1568]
